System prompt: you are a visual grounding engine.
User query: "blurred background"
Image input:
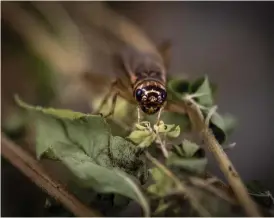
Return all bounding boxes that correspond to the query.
[1,1,274,216]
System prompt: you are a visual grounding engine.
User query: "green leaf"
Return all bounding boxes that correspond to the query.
[160,111,190,131]
[179,139,204,158]
[167,156,208,174]
[168,140,207,174]
[15,95,87,120]
[191,76,214,107]
[167,78,190,100]
[34,112,75,159]
[48,142,150,217]
[147,167,175,197]
[212,113,237,135]
[15,96,150,216]
[209,112,237,144]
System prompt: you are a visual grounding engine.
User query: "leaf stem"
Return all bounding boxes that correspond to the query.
[183,99,262,217]
[1,133,102,217]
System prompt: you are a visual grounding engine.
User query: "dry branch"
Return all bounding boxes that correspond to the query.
[1,133,102,217]
[184,100,262,217]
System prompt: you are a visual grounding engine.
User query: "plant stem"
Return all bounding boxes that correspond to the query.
[184,99,262,217]
[156,135,169,158]
[1,133,101,217]
[145,151,211,217]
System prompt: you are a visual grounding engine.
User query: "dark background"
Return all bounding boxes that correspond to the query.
[1,1,274,216]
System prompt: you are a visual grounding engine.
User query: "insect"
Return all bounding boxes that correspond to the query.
[94,41,172,123]
[33,1,186,122]
[84,3,187,124]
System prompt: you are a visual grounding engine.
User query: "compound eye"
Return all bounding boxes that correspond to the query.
[158,95,162,102]
[161,91,167,100]
[135,89,143,101]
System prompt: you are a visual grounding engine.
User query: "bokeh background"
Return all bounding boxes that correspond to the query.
[1,1,274,216]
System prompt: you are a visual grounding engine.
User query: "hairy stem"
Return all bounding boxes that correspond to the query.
[184,99,262,217]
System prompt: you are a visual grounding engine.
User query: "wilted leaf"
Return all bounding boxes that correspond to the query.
[154,121,175,133]
[138,134,157,148]
[127,121,158,148]
[153,121,180,138]
[127,130,152,144]
[136,121,151,130]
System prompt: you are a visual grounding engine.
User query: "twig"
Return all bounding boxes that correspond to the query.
[145,151,211,217]
[188,177,237,205]
[184,100,262,217]
[1,133,102,217]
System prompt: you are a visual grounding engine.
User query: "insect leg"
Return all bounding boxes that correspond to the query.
[156,102,167,125]
[137,107,141,123]
[93,80,117,115]
[156,107,164,125]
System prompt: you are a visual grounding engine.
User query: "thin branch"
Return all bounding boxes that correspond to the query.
[1,133,102,217]
[145,151,211,217]
[188,177,237,205]
[183,100,262,217]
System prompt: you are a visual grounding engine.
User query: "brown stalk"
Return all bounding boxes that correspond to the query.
[184,100,262,217]
[1,133,102,217]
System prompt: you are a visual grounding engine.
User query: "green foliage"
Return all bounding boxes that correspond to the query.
[127,121,181,148]
[147,167,176,197]
[13,74,240,217]
[167,140,207,175]
[154,121,181,138]
[167,76,237,144]
[16,96,150,217]
[191,76,213,106]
